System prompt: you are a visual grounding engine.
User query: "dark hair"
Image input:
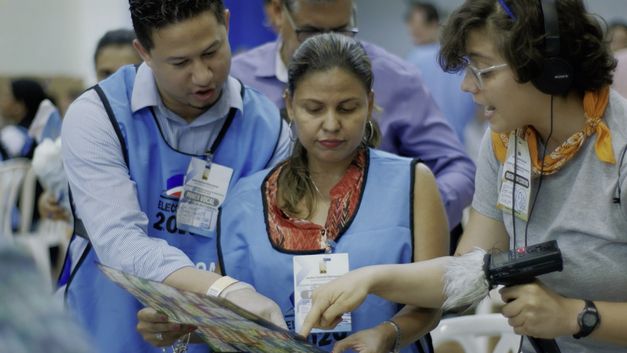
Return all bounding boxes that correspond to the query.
[405,1,439,24]
[10,79,49,129]
[439,0,616,94]
[93,29,136,65]
[129,0,226,50]
[281,33,379,218]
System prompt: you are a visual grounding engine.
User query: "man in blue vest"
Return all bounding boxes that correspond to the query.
[61,1,291,352]
[231,0,476,236]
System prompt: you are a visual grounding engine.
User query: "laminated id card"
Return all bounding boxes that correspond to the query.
[176,157,232,236]
[293,253,351,333]
[497,130,532,221]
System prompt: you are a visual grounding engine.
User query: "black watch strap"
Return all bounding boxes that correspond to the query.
[573,300,600,339]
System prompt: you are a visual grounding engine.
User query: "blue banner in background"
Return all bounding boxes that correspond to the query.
[225,0,277,54]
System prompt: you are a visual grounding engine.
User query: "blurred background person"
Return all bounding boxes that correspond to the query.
[93,28,142,81]
[613,48,627,98]
[608,21,627,53]
[404,1,480,150]
[0,78,58,160]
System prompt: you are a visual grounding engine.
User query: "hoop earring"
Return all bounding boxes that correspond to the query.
[288,120,297,142]
[363,120,374,144]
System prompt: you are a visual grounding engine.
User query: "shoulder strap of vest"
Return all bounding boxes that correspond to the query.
[207,79,247,155]
[92,84,130,167]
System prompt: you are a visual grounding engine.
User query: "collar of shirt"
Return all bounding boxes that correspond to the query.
[275,40,288,84]
[130,63,243,127]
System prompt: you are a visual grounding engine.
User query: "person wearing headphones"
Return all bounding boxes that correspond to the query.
[299,1,627,353]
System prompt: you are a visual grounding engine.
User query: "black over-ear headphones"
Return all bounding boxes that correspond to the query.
[531,0,574,95]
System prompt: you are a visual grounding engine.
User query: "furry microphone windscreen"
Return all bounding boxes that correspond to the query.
[442,248,491,311]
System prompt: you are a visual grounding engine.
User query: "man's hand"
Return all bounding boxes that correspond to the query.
[136,308,196,347]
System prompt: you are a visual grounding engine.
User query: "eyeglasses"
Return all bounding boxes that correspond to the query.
[465,63,508,89]
[283,6,359,43]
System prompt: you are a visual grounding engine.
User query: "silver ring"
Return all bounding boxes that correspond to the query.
[155,332,164,341]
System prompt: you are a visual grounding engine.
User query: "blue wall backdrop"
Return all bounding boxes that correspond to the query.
[225,0,277,54]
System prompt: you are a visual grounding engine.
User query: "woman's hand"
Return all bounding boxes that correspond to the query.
[136,307,196,347]
[299,267,373,337]
[500,281,582,338]
[332,324,396,353]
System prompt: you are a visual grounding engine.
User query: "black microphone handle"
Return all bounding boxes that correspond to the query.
[528,336,561,353]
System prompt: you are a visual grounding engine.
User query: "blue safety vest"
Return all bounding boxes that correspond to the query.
[219,148,429,353]
[64,65,283,353]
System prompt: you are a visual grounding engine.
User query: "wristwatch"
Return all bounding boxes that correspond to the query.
[573,300,600,339]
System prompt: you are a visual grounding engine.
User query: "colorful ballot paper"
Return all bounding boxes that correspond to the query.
[98,264,324,353]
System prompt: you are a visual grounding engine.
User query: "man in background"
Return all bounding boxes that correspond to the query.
[94,28,143,81]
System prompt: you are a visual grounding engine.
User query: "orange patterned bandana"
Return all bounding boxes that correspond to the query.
[491,86,615,175]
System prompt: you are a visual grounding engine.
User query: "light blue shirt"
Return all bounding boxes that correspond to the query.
[406,43,478,144]
[62,63,291,281]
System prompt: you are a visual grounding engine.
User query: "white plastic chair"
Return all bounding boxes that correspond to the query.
[432,313,521,353]
[0,158,58,287]
[0,159,31,237]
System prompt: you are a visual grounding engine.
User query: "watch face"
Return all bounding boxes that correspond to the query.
[582,312,598,327]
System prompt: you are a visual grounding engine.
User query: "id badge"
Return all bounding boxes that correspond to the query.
[293,253,351,333]
[497,130,532,221]
[176,157,233,236]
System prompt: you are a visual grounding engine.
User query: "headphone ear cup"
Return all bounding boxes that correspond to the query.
[531,57,574,96]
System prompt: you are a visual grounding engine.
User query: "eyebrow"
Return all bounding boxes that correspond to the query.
[466,52,496,63]
[299,97,361,104]
[298,23,352,32]
[166,40,221,62]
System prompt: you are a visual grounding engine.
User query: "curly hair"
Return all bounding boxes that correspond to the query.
[439,0,616,94]
[129,0,225,50]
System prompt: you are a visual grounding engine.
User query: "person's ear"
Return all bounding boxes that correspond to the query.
[272,0,286,28]
[224,9,230,33]
[367,90,375,118]
[133,39,152,67]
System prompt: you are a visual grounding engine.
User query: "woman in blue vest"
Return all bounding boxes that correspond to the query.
[138,33,448,353]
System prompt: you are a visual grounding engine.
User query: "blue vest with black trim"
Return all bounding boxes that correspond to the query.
[219,148,422,353]
[65,65,282,353]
